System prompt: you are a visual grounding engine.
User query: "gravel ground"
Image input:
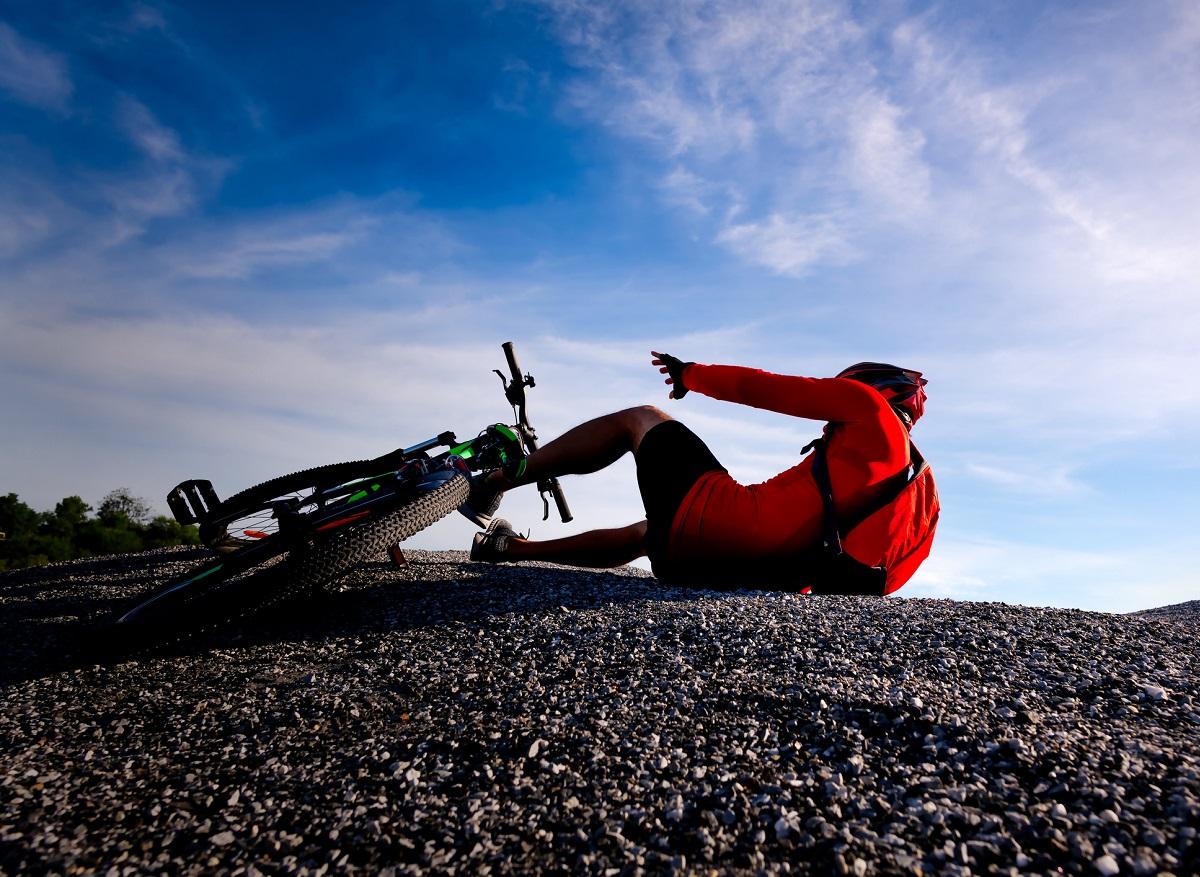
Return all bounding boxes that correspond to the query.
[1,547,1197,876]
[1131,600,1200,626]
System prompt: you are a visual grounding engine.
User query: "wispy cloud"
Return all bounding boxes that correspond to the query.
[117,95,185,163]
[546,0,932,276]
[891,9,1200,289]
[658,166,714,217]
[962,458,1089,499]
[547,0,1200,310]
[925,343,1200,449]
[100,95,233,240]
[150,197,460,283]
[904,536,1118,605]
[0,22,72,111]
[845,91,930,217]
[0,172,71,258]
[171,225,364,280]
[717,212,855,276]
[0,94,227,259]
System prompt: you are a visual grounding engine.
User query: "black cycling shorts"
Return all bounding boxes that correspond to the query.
[636,420,726,568]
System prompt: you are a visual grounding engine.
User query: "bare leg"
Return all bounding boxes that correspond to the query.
[504,521,648,569]
[474,407,666,567]
[488,405,671,490]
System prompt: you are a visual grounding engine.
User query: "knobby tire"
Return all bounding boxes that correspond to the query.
[287,473,470,595]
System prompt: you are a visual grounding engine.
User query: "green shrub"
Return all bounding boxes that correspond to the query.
[0,491,199,572]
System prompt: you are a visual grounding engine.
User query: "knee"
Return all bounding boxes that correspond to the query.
[621,405,672,453]
[624,404,671,425]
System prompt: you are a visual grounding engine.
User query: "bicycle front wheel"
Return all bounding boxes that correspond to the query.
[289,473,470,593]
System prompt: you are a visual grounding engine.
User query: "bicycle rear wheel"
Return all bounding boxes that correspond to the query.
[201,460,379,552]
[90,472,469,654]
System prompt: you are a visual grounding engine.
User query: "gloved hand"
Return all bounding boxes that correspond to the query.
[650,351,695,399]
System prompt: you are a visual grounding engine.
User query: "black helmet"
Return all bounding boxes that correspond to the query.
[836,362,928,427]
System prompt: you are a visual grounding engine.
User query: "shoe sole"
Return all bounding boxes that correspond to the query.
[470,518,512,563]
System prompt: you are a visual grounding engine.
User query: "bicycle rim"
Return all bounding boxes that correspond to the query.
[202,460,380,551]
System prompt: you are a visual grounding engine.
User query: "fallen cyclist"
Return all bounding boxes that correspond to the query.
[460,353,939,595]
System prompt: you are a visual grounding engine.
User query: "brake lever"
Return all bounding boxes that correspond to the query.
[536,479,553,521]
[494,369,536,409]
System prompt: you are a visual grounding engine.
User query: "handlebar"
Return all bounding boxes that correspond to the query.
[498,341,572,523]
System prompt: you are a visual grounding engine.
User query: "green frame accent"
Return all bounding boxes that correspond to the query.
[492,423,519,443]
[345,483,383,505]
[181,563,224,586]
[449,440,476,459]
[448,423,520,468]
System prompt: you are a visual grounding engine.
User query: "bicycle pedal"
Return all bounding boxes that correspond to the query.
[167,480,221,525]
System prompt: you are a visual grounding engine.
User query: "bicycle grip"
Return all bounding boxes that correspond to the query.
[502,341,522,383]
[549,478,572,523]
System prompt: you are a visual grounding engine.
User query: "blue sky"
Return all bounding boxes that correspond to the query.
[2,1,1197,612]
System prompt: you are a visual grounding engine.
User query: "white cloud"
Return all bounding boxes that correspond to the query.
[0,173,71,257]
[0,92,229,257]
[0,208,50,257]
[0,169,449,305]
[904,536,1118,605]
[117,96,185,163]
[381,270,422,286]
[962,458,1089,499]
[145,198,458,282]
[100,167,198,231]
[547,0,1200,331]
[845,91,930,216]
[717,211,855,277]
[0,22,72,111]
[174,228,362,280]
[96,95,234,238]
[545,0,932,274]
[891,11,1200,291]
[923,342,1200,450]
[658,166,713,216]
[903,533,1200,615]
[128,4,169,34]
[895,19,1124,258]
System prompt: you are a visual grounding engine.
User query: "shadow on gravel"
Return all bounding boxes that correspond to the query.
[0,553,705,687]
[0,548,211,687]
[113,560,700,659]
[0,548,210,587]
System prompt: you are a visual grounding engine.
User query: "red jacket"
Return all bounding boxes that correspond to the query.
[667,364,912,564]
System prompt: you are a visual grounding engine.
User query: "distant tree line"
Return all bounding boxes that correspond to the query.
[0,489,199,572]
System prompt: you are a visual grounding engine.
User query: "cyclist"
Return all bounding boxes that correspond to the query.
[465,352,930,587]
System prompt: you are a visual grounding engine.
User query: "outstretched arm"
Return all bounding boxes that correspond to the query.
[653,355,887,424]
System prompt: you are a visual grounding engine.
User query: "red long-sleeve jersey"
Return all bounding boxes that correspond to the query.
[667,364,912,564]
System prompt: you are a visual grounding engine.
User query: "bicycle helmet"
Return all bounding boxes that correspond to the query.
[836,362,928,428]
